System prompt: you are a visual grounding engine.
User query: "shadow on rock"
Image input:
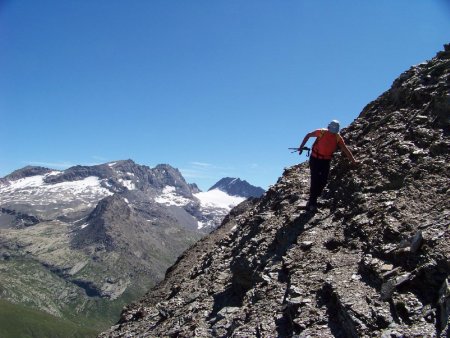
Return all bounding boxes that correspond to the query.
[270,211,315,260]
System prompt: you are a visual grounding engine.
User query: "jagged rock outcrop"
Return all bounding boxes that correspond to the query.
[101,45,449,337]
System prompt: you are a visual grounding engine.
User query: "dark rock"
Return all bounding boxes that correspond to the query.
[410,231,423,253]
[300,241,313,250]
[438,278,450,333]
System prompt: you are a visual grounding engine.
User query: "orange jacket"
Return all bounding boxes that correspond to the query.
[311,129,344,160]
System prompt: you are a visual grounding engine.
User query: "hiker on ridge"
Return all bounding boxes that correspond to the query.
[298,120,358,211]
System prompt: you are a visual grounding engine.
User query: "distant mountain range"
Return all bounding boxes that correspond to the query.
[0,161,264,232]
[0,160,264,333]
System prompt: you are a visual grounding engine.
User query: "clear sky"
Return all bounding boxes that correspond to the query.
[1,1,449,191]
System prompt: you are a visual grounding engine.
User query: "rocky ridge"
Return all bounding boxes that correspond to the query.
[101,46,450,337]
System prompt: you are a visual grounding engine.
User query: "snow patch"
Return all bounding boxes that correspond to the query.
[118,179,136,190]
[197,220,217,230]
[108,162,117,167]
[0,175,113,205]
[1,175,44,190]
[194,189,245,210]
[162,186,176,193]
[81,223,89,229]
[155,185,191,207]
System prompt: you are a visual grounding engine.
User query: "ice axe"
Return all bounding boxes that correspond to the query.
[289,147,311,157]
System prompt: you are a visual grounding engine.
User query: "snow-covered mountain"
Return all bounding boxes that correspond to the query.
[0,160,264,328]
[208,177,265,198]
[0,161,257,231]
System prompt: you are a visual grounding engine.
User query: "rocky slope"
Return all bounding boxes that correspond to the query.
[0,161,261,330]
[101,45,450,337]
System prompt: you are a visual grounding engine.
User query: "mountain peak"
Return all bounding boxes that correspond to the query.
[209,177,265,198]
[2,166,53,181]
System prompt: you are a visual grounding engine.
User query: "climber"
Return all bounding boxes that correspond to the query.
[297,120,358,211]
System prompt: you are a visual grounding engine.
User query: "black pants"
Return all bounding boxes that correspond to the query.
[308,156,331,205]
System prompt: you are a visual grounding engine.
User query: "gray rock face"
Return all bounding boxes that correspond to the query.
[101,46,449,337]
[209,177,265,198]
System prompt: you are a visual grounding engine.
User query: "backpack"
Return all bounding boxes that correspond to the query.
[312,129,341,159]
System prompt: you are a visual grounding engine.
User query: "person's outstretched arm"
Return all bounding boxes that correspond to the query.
[299,132,316,150]
[339,142,358,164]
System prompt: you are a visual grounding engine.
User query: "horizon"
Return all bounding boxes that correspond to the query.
[1,158,263,191]
[1,1,449,191]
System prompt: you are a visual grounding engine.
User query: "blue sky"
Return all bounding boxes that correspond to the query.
[1,1,449,190]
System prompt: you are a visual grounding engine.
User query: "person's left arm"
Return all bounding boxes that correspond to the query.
[299,131,318,149]
[338,137,358,164]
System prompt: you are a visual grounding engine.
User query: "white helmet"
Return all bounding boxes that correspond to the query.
[328,120,340,134]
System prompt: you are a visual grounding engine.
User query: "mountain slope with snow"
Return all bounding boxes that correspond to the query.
[0,160,262,331]
[0,161,257,231]
[194,189,246,230]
